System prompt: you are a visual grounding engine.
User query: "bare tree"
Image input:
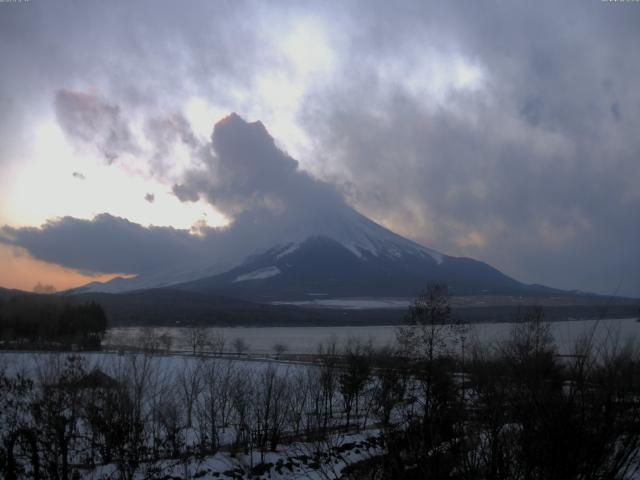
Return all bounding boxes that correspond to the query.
[158,332,173,352]
[272,342,288,359]
[186,326,209,355]
[207,330,226,356]
[177,358,203,429]
[107,353,157,480]
[232,337,249,356]
[338,340,371,430]
[252,365,292,461]
[229,369,252,456]
[317,338,339,437]
[396,282,454,360]
[196,358,235,453]
[135,330,161,352]
[288,370,311,437]
[371,346,409,429]
[394,283,464,479]
[0,369,39,479]
[156,391,184,458]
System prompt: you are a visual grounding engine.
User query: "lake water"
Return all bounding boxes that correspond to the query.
[104,317,640,355]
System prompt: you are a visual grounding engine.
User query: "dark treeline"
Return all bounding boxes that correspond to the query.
[61,288,640,327]
[0,284,639,479]
[0,295,107,350]
[351,284,640,479]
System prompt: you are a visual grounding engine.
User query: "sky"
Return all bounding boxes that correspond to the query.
[0,0,639,297]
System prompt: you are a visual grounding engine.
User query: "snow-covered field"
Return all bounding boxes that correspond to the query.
[0,351,300,381]
[0,351,375,480]
[89,431,383,480]
[2,318,640,479]
[104,317,640,355]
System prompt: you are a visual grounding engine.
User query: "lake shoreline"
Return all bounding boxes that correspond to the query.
[104,317,640,356]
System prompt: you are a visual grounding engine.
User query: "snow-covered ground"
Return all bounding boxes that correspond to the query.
[89,431,383,480]
[0,351,301,380]
[0,351,380,479]
[104,317,640,355]
[3,318,640,479]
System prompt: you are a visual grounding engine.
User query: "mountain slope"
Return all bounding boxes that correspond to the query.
[175,232,551,301]
[77,203,561,301]
[0,287,28,301]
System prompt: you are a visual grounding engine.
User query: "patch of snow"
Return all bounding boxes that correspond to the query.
[233,266,281,283]
[275,242,300,259]
[85,430,383,480]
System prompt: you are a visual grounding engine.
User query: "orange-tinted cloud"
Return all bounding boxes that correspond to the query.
[0,243,125,292]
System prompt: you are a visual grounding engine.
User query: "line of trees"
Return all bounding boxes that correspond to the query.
[1,284,639,479]
[0,295,107,350]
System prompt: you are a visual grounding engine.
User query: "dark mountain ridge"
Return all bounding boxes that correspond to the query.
[174,235,563,301]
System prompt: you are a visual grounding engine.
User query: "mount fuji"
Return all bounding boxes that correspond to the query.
[173,208,551,301]
[76,196,556,302]
[74,113,560,302]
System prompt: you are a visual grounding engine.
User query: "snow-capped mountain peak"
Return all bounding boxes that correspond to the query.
[266,207,443,264]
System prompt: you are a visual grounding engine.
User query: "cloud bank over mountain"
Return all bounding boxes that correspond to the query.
[0,115,353,278]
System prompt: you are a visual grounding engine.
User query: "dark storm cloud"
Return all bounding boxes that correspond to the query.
[55,89,138,163]
[0,0,270,170]
[293,0,640,296]
[72,172,86,180]
[0,0,259,99]
[0,0,639,295]
[145,114,198,150]
[57,88,206,178]
[302,95,639,295]
[144,113,200,176]
[144,193,155,203]
[173,113,345,218]
[0,214,206,274]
